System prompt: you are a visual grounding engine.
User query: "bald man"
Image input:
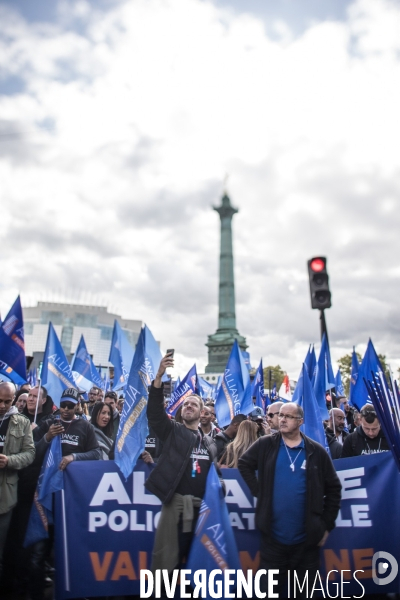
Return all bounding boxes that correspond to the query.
[0,382,35,562]
[325,408,348,459]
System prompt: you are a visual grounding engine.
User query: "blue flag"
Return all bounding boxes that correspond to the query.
[115,324,162,478]
[335,369,345,397]
[71,335,103,392]
[167,364,197,417]
[108,320,134,391]
[24,436,64,547]
[38,436,64,510]
[197,375,216,400]
[365,370,400,472]
[187,463,241,598]
[0,296,27,384]
[252,360,266,411]
[41,323,77,407]
[294,364,330,454]
[350,347,359,406]
[215,340,253,428]
[27,368,38,387]
[313,334,333,421]
[305,344,317,384]
[241,350,252,372]
[173,376,181,391]
[351,339,385,411]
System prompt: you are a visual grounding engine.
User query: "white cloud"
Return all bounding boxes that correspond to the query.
[1,0,400,378]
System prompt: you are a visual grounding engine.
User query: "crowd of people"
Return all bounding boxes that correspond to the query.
[0,352,393,599]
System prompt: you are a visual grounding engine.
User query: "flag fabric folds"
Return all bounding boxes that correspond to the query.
[24,436,64,546]
[351,339,385,411]
[71,335,103,392]
[293,364,330,454]
[312,334,333,421]
[364,370,400,472]
[305,345,317,384]
[167,365,197,417]
[335,369,345,397]
[197,375,215,401]
[0,296,27,384]
[187,463,241,599]
[109,320,134,391]
[41,323,77,407]
[114,324,162,478]
[215,340,253,428]
[252,360,266,411]
[350,347,360,406]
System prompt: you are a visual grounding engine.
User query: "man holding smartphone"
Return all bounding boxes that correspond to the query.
[145,352,220,578]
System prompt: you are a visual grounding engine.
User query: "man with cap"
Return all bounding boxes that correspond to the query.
[249,407,269,437]
[33,388,101,468]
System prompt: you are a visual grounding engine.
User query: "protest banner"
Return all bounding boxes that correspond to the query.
[54,452,400,599]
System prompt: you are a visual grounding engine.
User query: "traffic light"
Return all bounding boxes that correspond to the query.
[307,256,331,310]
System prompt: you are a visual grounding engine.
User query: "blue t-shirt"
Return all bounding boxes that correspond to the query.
[271,438,307,545]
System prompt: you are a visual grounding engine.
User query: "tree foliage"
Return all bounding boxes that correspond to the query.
[337,351,390,396]
[263,365,285,393]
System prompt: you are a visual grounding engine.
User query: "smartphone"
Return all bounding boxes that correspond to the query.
[166,349,175,358]
[54,414,61,422]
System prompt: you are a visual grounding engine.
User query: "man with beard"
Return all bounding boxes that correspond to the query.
[325,408,348,459]
[145,353,220,576]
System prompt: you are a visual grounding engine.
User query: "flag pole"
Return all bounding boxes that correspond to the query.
[33,378,42,425]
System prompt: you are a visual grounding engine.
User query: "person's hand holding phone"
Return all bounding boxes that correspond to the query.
[154,350,175,387]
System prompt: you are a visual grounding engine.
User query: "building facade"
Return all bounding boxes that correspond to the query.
[24,301,142,371]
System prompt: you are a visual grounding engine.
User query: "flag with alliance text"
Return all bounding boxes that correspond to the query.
[115,324,162,478]
[41,323,77,407]
[187,463,241,599]
[167,364,197,417]
[215,340,253,428]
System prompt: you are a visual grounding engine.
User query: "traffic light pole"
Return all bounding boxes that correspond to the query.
[319,309,329,344]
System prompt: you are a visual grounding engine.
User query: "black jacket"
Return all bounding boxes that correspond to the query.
[238,432,341,547]
[145,384,218,504]
[325,428,349,459]
[341,425,390,458]
[215,430,234,461]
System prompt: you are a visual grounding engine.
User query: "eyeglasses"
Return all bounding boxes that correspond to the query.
[60,402,76,410]
[278,413,301,420]
[267,412,279,418]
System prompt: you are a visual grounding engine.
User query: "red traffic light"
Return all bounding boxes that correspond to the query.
[310,258,325,272]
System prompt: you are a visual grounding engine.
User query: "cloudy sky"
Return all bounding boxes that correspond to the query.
[1,0,400,379]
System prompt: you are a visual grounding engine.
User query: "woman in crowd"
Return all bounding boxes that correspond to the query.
[219,419,258,468]
[91,402,114,459]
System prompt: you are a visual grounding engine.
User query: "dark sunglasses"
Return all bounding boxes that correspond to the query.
[60,402,76,410]
[267,412,279,418]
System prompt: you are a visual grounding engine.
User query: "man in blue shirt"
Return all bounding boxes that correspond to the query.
[239,402,341,598]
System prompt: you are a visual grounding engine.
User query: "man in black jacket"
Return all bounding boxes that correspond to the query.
[341,403,389,458]
[145,353,219,576]
[238,402,341,599]
[325,408,349,459]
